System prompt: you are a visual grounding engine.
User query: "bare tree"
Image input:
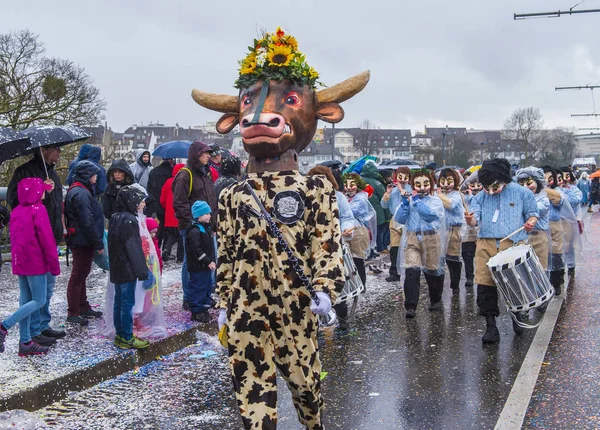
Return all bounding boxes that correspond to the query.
[0,30,105,129]
[353,119,378,157]
[504,107,543,164]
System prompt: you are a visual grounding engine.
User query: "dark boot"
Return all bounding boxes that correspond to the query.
[462,242,476,287]
[550,270,562,296]
[482,315,500,343]
[404,267,421,314]
[512,312,525,335]
[447,259,462,293]
[386,246,400,282]
[424,273,443,308]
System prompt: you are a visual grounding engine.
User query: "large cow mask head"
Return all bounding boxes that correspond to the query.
[191,27,369,173]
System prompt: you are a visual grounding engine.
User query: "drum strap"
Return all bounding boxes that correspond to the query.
[240,182,322,306]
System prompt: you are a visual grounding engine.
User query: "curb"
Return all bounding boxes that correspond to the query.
[0,325,216,412]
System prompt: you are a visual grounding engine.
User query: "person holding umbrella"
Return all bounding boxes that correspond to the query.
[7,144,65,344]
[146,157,175,247]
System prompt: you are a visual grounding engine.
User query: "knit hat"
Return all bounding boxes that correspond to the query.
[191,200,211,219]
[146,217,159,233]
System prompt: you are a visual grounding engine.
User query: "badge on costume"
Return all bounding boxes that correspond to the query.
[273,191,304,224]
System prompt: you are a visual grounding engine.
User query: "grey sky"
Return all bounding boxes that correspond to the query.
[6,0,600,133]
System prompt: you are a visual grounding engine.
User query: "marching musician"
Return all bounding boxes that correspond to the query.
[465,159,539,344]
[436,168,465,294]
[559,166,583,280]
[515,167,551,272]
[381,166,412,282]
[394,169,445,318]
[460,171,483,289]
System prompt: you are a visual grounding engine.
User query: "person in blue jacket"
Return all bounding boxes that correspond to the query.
[67,144,107,195]
[394,169,445,318]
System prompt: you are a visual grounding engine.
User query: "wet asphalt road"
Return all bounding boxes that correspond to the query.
[36,265,536,430]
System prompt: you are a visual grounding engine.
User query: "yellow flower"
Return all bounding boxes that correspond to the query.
[239,53,257,74]
[286,36,298,51]
[309,67,319,79]
[267,44,293,67]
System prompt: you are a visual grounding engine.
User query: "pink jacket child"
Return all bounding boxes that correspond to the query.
[0,178,60,357]
[11,178,60,277]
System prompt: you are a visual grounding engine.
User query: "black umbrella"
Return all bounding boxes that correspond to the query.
[0,128,32,165]
[21,125,91,178]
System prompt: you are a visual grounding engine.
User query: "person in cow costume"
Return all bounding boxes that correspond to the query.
[191,27,369,429]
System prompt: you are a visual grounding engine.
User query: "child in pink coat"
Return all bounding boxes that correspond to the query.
[0,178,60,356]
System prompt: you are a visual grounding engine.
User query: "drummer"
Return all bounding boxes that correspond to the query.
[436,168,465,294]
[381,166,412,282]
[465,159,539,344]
[308,166,355,330]
[515,167,550,272]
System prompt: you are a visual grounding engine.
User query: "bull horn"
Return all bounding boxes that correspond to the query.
[191,89,238,113]
[316,70,370,105]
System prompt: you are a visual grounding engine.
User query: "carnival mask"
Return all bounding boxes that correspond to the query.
[518,177,538,193]
[396,173,410,185]
[557,174,565,187]
[438,176,455,192]
[468,181,483,195]
[344,179,358,197]
[413,176,431,196]
[544,171,554,188]
[483,181,505,195]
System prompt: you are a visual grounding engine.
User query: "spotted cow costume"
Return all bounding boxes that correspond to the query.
[191,27,369,429]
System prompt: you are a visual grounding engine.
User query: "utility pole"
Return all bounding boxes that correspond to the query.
[331,122,336,160]
[442,125,448,166]
[480,142,485,165]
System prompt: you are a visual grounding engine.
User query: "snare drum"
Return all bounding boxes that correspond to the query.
[487,244,554,313]
[336,243,366,305]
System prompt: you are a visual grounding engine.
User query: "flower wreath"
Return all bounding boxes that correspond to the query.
[234,27,322,89]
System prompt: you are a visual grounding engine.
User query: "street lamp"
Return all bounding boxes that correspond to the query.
[331,122,336,160]
[442,124,448,166]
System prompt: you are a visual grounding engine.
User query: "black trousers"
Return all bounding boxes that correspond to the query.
[162,227,183,260]
[389,246,399,277]
[404,268,443,310]
[461,241,476,280]
[476,285,499,317]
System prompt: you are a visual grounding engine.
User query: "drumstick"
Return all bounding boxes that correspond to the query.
[500,226,525,243]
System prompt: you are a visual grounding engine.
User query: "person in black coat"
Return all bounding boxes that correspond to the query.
[64,160,104,325]
[214,155,241,199]
[103,159,134,220]
[108,185,150,349]
[7,146,65,341]
[146,158,174,246]
[185,200,215,323]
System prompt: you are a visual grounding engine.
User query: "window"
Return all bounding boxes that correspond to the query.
[395,141,400,146]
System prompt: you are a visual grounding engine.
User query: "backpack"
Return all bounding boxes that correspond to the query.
[180,168,193,197]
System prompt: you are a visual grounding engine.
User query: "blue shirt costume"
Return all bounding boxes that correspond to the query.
[533,190,550,232]
[381,184,412,217]
[442,190,464,227]
[562,185,583,218]
[469,182,539,243]
[336,191,355,233]
[394,194,444,233]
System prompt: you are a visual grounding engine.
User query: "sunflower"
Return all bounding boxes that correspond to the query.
[239,53,257,75]
[267,44,293,67]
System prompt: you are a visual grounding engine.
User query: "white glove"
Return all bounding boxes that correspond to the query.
[218,308,227,330]
[310,292,332,316]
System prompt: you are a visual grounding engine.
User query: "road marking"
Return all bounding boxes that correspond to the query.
[494,295,564,430]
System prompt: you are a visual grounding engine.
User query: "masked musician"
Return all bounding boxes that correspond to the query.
[394,169,445,318]
[436,168,465,294]
[460,172,483,288]
[381,166,412,282]
[515,167,550,272]
[542,167,568,296]
[465,159,539,343]
[559,166,583,280]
